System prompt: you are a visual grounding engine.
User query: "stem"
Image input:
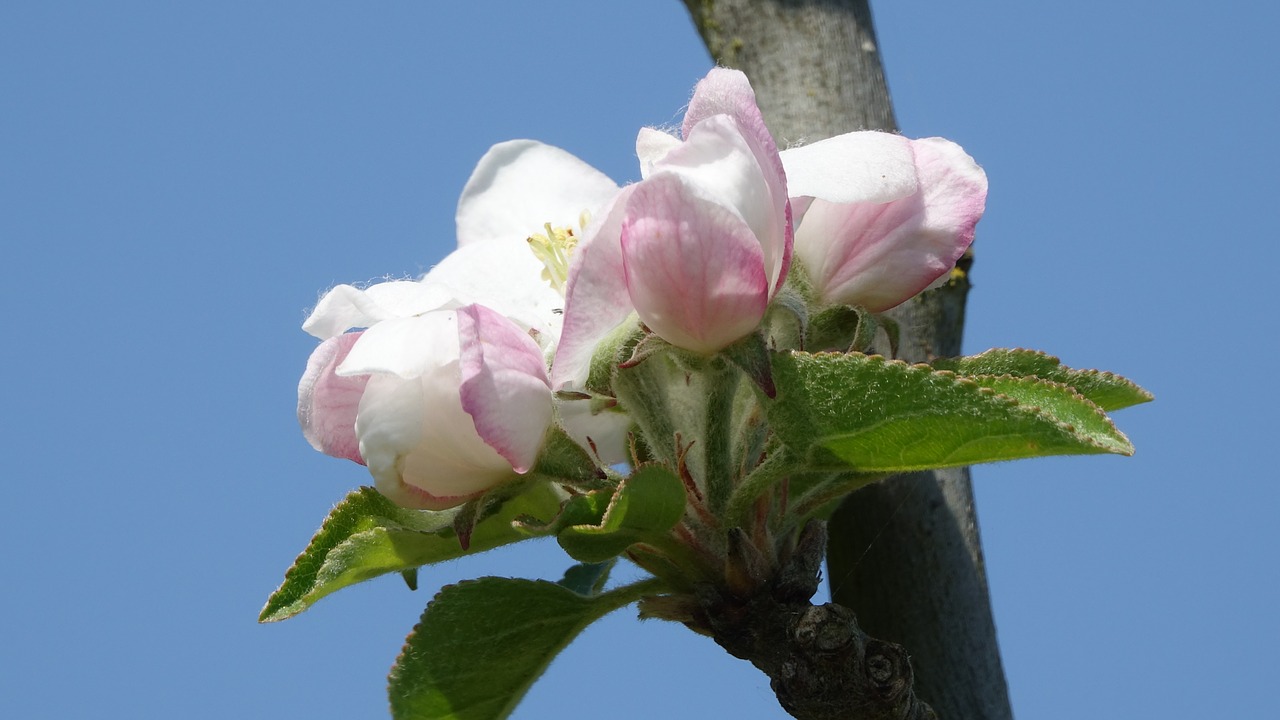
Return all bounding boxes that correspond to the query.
[724,446,793,528]
[703,359,740,515]
[600,575,670,610]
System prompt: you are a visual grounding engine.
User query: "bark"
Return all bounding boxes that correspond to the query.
[680,1,1012,717]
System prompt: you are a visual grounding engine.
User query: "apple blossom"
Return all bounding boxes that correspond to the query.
[781,133,987,311]
[298,276,554,510]
[552,68,794,386]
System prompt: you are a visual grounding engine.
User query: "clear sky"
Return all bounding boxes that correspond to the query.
[2,2,1276,718]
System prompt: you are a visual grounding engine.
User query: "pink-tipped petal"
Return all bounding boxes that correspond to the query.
[298,332,368,464]
[622,173,770,354]
[654,115,791,297]
[780,131,918,206]
[796,138,987,311]
[457,304,553,474]
[551,188,636,390]
[456,139,619,247]
[683,69,784,182]
[358,373,513,511]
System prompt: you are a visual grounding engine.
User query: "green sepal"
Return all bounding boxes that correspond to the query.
[511,489,611,536]
[931,348,1153,411]
[557,464,687,563]
[721,331,775,398]
[258,484,563,623]
[530,425,610,491]
[388,575,664,720]
[769,351,1136,473]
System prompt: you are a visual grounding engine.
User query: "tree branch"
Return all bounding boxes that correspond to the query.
[695,522,936,720]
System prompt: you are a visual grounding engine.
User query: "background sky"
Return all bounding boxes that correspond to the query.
[2,2,1276,718]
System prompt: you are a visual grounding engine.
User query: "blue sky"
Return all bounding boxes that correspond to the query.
[2,2,1276,718]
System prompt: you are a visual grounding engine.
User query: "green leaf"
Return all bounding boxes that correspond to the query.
[259,484,563,623]
[556,560,615,596]
[931,348,1153,411]
[769,351,1135,473]
[388,576,662,720]
[557,464,687,563]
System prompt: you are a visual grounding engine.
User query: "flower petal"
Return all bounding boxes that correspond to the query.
[636,127,681,179]
[457,304,553,474]
[422,239,565,344]
[358,373,513,511]
[795,137,987,311]
[302,281,452,340]
[653,114,791,296]
[297,332,367,464]
[339,313,460,380]
[780,131,918,206]
[550,187,635,390]
[456,139,619,247]
[622,173,769,354]
[682,68,784,188]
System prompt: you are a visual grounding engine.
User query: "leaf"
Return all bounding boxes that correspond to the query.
[388,576,659,720]
[557,464,687,563]
[931,348,1152,411]
[556,560,615,596]
[259,484,563,623]
[769,351,1135,473]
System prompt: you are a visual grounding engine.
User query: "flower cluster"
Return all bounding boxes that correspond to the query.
[297,68,987,511]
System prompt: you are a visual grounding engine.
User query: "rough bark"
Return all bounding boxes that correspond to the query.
[680,1,1012,717]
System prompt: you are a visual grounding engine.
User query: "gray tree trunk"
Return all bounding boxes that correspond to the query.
[681,2,1013,717]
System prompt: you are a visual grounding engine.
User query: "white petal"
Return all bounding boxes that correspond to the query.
[636,127,681,179]
[456,139,619,247]
[339,312,460,380]
[302,281,452,339]
[781,132,918,205]
[421,240,564,344]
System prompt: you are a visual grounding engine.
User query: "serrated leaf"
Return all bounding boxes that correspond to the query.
[259,484,563,623]
[931,348,1152,411]
[769,351,1135,473]
[557,464,686,563]
[388,576,657,720]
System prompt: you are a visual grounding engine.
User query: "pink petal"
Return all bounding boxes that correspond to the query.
[682,69,785,189]
[550,188,636,390]
[457,304,553,474]
[621,173,770,354]
[654,114,792,298]
[796,137,987,311]
[298,332,367,465]
[455,139,619,247]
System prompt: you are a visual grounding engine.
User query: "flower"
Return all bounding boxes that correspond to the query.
[552,68,794,386]
[298,142,636,509]
[781,133,987,311]
[298,268,555,510]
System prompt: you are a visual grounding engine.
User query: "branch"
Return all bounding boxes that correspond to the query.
[694,522,935,720]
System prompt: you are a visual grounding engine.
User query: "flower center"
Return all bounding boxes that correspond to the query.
[527,211,590,296]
